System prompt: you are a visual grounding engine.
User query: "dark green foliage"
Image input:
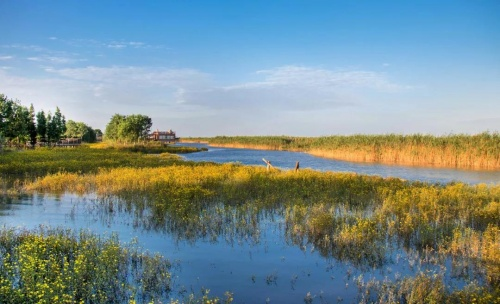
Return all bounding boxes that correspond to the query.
[105,113,152,142]
[46,107,66,143]
[35,110,47,142]
[65,120,97,143]
[0,94,33,146]
[27,104,37,146]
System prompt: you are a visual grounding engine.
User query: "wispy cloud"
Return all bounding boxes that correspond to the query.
[0,56,13,60]
[1,44,47,52]
[225,66,408,92]
[193,65,411,111]
[106,41,149,49]
[0,64,413,133]
[28,55,82,64]
[63,38,163,50]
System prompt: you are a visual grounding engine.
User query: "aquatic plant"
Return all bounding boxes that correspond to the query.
[3,146,499,299]
[0,226,172,303]
[24,164,500,283]
[185,132,500,169]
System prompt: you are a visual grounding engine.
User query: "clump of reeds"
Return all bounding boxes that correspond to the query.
[199,132,500,170]
[5,145,499,298]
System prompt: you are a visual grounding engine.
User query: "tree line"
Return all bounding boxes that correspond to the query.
[0,94,101,147]
[2,93,155,147]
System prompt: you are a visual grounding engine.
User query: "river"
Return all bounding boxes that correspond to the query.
[1,145,499,303]
[179,143,500,185]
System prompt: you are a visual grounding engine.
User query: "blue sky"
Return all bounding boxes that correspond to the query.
[1,1,499,136]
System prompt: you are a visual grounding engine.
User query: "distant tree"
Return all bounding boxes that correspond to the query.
[46,112,56,143]
[65,120,86,139]
[53,107,66,137]
[46,107,66,143]
[104,114,126,141]
[0,94,14,138]
[1,93,68,147]
[104,114,152,142]
[82,127,96,142]
[28,104,37,146]
[36,110,47,143]
[65,120,97,143]
[4,102,31,146]
[117,114,152,142]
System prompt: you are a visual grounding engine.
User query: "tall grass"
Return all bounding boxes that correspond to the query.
[3,146,499,300]
[185,132,500,169]
[24,164,500,290]
[0,144,201,176]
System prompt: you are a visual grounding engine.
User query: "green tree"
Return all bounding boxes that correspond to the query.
[28,104,37,146]
[46,107,66,144]
[104,114,152,142]
[5,102,31,146]
[46,112,56,143]
[65,120,97,143]
[117,114,152,142]
[36,110,47,143]
[53,107,66,137]
[0,94,14,138]
[104,114,126,141]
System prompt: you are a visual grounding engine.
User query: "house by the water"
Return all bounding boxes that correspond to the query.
[149,129,178,143]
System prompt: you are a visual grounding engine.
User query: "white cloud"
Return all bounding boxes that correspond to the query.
[1,44,46,52]
[63,39,160,50]
[0,64,415,134]
[245,66,407,91]
[107,43,127,49]
[187,65,409,111]
[0,56,13,60]
[28,55,78,64]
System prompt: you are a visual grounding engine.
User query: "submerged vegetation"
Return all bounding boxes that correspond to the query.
[24,163,500,298]
[185,133,500,170]
[1,145,499,302]
[0,227,172,303]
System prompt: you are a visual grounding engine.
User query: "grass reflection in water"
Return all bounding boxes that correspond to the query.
[22,163,500,302]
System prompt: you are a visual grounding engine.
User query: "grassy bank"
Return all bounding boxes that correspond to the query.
[0,143,207,176]
[25,164,500,292]
[183,132,500,170]
[2,146,499,301]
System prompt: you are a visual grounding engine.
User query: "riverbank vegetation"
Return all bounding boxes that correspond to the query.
[2,146,499,301]
[0,143,204,176]
[184,133,500,170]
[22,161,500,300]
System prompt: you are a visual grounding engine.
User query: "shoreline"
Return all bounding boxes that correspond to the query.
[180,141,500,171]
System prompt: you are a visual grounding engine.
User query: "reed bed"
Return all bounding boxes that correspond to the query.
[90,141,207,154]
[186,132,500,170]
[3,146,499,300]
[24,164,500,292]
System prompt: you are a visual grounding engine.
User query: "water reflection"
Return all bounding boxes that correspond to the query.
[179,143,500,184]
[0,191,495,303]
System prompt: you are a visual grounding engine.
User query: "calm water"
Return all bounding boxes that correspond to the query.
[1,146,498,303]
[1,194,450,303]
[179,143,500,185]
